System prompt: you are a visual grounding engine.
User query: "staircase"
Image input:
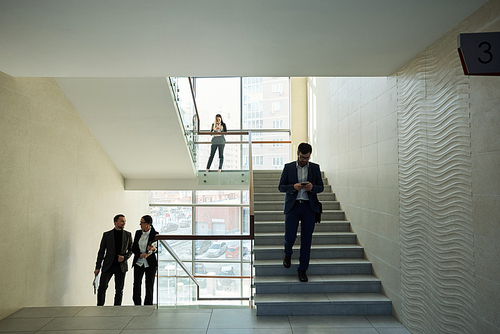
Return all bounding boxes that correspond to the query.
[252,170,392,316]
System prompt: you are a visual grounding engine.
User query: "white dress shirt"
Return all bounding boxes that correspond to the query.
[136,229,151,268]
[296,161,309,201]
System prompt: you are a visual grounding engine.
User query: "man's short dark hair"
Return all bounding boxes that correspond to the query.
[114,214,125,222]
[297,143,312,155]
[142,215,153,225]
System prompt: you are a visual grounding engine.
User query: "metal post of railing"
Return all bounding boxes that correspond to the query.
[248,131,255,308]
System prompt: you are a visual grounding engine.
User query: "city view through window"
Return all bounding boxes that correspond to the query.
[194,77,290,170]
[150,190,251,305]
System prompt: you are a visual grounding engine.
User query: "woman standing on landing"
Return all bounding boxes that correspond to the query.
[206,114,226,172]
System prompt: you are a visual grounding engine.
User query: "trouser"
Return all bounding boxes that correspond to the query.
[97,266,126,306]
[206,143,225,169]
[133,264,156,305]
[284,201,316,271]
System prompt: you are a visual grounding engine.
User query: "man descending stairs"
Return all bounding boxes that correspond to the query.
[253,170,392,316]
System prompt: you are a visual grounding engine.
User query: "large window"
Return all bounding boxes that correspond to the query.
[152,190,251,304]
[194,77,290,170]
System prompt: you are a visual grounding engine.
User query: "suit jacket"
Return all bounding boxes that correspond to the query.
[95,228,133,273]
[132,227,159,268]
[278,161,324,214]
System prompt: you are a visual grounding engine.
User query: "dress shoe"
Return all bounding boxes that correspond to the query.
[298,270,308,282]
[283,255,291,268]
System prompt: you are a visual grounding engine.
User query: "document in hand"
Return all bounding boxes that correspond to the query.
[93,274,99,294]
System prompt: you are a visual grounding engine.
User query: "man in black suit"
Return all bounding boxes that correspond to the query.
[278,143,324,282]
[132,215,158,305]
[94,214,133,306]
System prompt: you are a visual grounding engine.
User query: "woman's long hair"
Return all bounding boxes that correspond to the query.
[212,114,226,131]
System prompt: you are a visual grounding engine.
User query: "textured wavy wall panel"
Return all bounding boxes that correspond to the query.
[397,30,476,334]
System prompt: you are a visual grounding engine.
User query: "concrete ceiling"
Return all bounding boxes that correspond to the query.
[0,0,488,77]
[55,77,195,180]
[0,0,489,182]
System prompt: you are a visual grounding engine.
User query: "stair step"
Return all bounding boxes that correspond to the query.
[254,274,381,294]
[254,244,364,260]
[254,231,356,245]
[254,258,372,276]
[254,184,333,193]
[255,200,340,211]
[253,178,328,185]
[253,171,325,179]
[254,293,391,316]
[254,210,345,222]
[254,220,351,233]
[253,193,336,202]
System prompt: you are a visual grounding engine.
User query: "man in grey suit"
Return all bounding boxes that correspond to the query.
[94,214,133,306]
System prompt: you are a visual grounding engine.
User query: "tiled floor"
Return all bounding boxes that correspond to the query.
[0,306,411,333]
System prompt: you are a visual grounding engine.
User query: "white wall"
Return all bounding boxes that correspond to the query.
[308,1,500,332]
[0,73,149,320]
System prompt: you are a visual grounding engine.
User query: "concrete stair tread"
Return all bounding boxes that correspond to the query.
[254,193,336,196]
[254,293,391,304]
[254,258,370,266]
[255,220,350,225]
[254,200,339,204]
[255,210,344,214]
[255,274,380,284]
[254,244,363,251]
[255,231,355,237]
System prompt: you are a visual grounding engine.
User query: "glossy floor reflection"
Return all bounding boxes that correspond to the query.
[0,306,411,333]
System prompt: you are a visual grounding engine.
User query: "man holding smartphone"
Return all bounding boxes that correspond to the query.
[278,143,324,282]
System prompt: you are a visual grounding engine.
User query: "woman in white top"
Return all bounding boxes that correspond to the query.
[206,114,227,172]
[132,215,158,305]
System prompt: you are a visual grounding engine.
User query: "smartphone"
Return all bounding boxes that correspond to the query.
[301,182,307,186]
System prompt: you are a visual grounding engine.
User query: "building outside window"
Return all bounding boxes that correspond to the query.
[152,190,251,305]
[194,77,290,170]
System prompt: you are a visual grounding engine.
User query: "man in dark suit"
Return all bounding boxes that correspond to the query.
[132,215,158,305]
[94,214,133,306]
[278,143,324,282]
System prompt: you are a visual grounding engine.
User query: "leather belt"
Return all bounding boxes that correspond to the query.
[296,200,309,203]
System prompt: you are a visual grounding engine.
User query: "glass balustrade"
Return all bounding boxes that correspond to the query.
[169,77,197,166]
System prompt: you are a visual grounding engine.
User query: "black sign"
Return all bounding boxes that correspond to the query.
[458,32,500,76]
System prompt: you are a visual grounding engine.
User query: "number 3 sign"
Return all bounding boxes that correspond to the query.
[458,32,500,75]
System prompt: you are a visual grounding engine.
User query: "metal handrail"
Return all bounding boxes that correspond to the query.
[158,240,199,287]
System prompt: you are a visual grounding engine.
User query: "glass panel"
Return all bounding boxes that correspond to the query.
[242,190,249,205]
[242,240,251,262]
[242,208,250,235]
[197,142,242,171]
[242,77,289,130]
[195,77,241,131]
[150,191,192,204]
[195,207,241,236]
[157,240,192,261]
[170,77,197,166]
[195,190,241,204]
[151,206,192,235]
[195,240,232,260]
[195,77,241,171]
[242,139,290,170]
